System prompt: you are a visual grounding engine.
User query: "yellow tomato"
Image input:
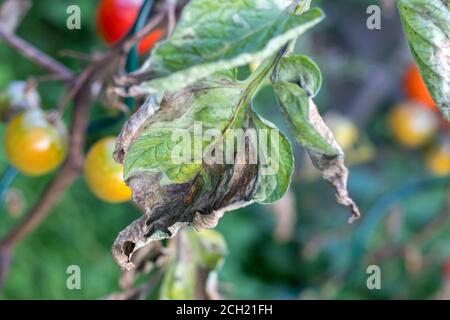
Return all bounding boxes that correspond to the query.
[5,109,67,176]
[325,113,359,150]
[389,102,438,148]
[84,136,132,203]
[425,140,450,176]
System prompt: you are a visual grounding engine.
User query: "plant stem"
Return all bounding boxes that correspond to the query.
[126,0,155,73]
[0,28,73,82]
[249,0,311,89]
[244,46,287,100]
[125,0,155,110]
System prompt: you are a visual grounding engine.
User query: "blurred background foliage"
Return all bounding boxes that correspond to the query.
[0,0,449,299]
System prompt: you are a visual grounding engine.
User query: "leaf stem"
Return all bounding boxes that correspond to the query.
[224,47,288,133]
[126,0,154,72]
[243,46,287,101]
[0,28,73,82]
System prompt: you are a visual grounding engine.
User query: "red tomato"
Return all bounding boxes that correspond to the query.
[403,63,437,111]
[96,0,164,55]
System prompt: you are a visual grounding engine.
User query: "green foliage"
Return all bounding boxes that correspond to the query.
[398,0,450,121]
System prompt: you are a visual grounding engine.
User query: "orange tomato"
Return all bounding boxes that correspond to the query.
[403,63,436,111]
[84,136,132,203]
[5,110,68,176]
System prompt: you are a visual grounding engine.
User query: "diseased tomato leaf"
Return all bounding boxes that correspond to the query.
[272,54,361,223]
[112,73,293,269]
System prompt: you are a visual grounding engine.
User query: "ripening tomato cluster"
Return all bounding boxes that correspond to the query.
[388,63,449,177]
[1,85,131,204]
[3,111,132,203]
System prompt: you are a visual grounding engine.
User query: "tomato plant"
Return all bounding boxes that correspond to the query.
[0,0,449,301]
